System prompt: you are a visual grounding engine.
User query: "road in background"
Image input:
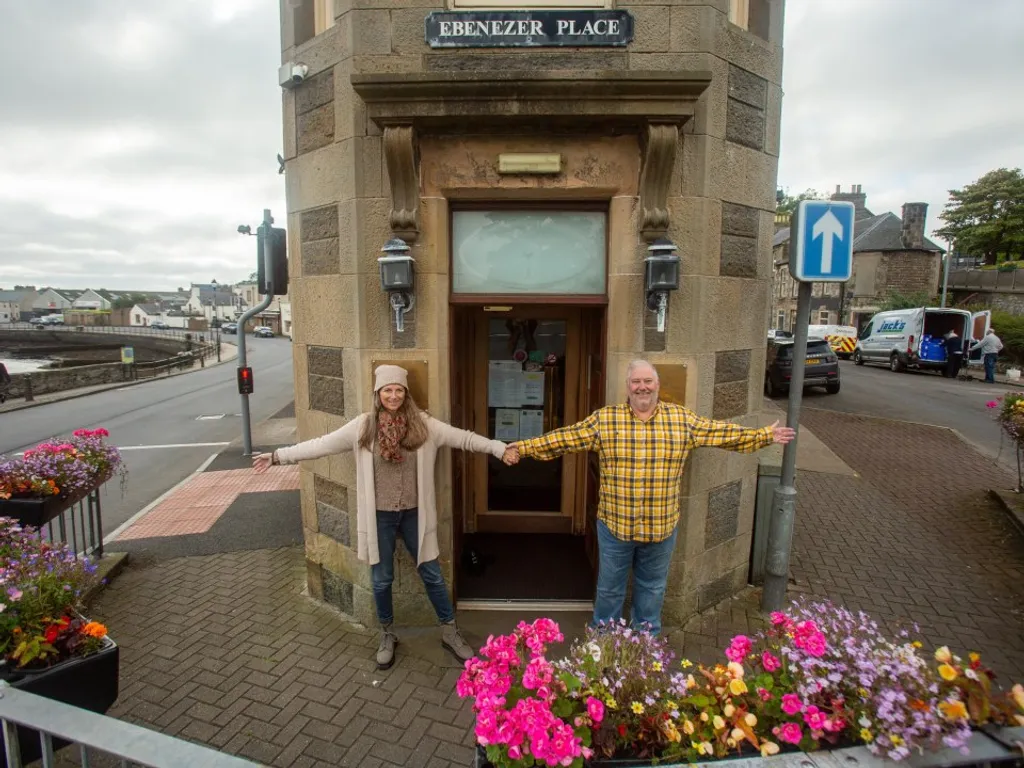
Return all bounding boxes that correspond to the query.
[1,336,296,533]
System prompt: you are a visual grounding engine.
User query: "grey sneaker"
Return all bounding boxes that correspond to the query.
[376,627,398,670]
[441,621,475,663]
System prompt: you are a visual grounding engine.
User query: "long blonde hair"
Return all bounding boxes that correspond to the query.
[358,388,429,452]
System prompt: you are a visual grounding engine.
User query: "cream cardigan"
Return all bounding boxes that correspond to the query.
[275,414,506,566]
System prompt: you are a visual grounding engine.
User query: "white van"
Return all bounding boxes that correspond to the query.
[853,307,991,372]
[807,324,858,359]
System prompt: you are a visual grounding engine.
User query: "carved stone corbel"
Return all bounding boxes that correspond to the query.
[638,122,680,242]
[382,124,420,242]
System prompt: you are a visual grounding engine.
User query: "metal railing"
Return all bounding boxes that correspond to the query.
[40,487,106,559]
[3,322,209,340]
[946,268,1024,293]
[0,682,261,768]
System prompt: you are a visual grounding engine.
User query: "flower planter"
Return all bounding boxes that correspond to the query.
[0,488,91,528]
[0,637,119,767]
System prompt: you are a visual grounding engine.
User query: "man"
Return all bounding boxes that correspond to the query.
[971,327,1003,383]
[508,360,794,634]
[943,330,964,379]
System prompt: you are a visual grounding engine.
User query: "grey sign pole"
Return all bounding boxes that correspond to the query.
[761,279,812,612]
[237,209,276,456]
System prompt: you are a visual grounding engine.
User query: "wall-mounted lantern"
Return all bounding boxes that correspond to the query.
[644,237,680,333]
[378,237,415,333]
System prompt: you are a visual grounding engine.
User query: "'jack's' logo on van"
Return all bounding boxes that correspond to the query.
[878,320,906,334]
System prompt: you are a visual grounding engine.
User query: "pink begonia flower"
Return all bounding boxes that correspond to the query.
[803,705,828,731]
[803,631,827,658]
[762,651,781,672]
[726,634,752,662]
[758,687,773,701]
[586,696,605,724]
[781,693,803,715]
[986,400,999,409]
[508,745,523,760]
[776,722,803,745]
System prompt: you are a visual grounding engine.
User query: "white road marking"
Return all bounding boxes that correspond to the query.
[115,442,231,451]
[104,452,220,543]
[196,414,226,420]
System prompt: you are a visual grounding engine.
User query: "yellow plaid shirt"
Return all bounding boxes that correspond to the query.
[518,402,773,542]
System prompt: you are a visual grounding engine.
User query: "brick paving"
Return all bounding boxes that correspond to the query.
[63,408,1024,767]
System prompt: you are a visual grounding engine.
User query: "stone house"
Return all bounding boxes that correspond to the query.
[279,0,785,627]
[772,186,944,332]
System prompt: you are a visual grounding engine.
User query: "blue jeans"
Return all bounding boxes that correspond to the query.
[594,519,679,635]
[984,353,997,383]
[371,509,454,626]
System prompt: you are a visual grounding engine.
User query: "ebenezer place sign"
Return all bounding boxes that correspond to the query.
[425,10,634,48]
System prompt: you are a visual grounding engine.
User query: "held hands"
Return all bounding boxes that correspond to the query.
[769,421,797,446]
[502,444,521,466]
[252,452,274,473]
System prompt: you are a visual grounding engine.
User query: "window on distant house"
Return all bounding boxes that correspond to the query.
[776,311,786,330]
[818,309,830,324]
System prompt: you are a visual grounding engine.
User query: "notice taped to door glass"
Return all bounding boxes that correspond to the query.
[494,408,520,441]
[518,409,544,440]
[488,361,522,407]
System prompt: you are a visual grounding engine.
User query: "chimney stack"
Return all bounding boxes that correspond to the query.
[900,203,928,250]
[831,184,868,218]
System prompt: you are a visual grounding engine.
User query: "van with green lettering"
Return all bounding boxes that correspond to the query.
[852,307,990,373]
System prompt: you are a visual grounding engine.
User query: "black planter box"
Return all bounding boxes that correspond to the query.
[0,639,119,766]
[0,490,87,529]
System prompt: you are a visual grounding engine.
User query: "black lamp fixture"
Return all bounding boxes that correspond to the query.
[378,237,415,333]
[644,237,680,333]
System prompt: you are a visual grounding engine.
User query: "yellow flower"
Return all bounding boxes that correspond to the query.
[1011,684,1024,711]
[683,720,695,735]
[860,729,873,743]
[700,712,710,723]
[912,641,922,648]
[938,664,958,682]
[744,713,758,727]
[681,658,693,668]
[631,702,645,715]
[939,700,968,721]
[667,700,678,710]
[695,741,714,756]
[729,679,748,696]
[857,687,869,698]
[730,728,745,742]
[686,674,697,690]
[760,742,780,757]
[663,722,682,743]
[652,661,663,672]
[890,734,904,747]
[969,652,981,664]
[713,715,726,730]
[723,704,736,717]
[935,646,953,664]
[726,737,737,748]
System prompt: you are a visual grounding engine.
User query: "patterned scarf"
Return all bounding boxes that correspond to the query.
[377,409,408,463]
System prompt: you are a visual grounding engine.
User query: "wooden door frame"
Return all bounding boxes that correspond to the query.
[470,305,582,534]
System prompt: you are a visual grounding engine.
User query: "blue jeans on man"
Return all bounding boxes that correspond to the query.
[593,519,678,635]
[371,509,454,625]
[984,353,998,383]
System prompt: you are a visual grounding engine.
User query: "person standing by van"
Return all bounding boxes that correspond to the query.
[971,328,1003,383]
[943,330,964,379]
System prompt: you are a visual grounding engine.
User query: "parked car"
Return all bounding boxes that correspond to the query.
[35,314,64,326]
[767,328,792,340]
[853,307,990,372]
[150,320,169,330]
[765,337,840,397]
[221,322,238,335]
[253,326,274,338]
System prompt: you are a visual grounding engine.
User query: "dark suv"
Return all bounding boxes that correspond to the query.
[765,337,840,397]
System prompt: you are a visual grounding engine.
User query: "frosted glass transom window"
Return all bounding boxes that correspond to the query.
[452,210,606,295]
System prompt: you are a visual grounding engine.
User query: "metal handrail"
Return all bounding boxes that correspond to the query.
[2,322,217,340]
[0,682,261,767]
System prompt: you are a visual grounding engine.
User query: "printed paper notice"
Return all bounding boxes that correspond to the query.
[488,361,522,407]
[521,371,545,406]
[519,409,544,440]
[494,408,520,441]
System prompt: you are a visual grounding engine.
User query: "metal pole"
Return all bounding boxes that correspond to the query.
[237,209,276,456]
[941,249,950,308]
[761,280,812,612]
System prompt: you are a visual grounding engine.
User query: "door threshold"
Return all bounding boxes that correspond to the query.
[457,599,593,612]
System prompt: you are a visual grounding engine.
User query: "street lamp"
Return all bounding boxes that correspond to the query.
[644,238,681,333]
[378,238,415,333]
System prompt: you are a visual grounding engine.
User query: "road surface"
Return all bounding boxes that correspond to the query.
[1,336,296,534]
[784,359,1017,474]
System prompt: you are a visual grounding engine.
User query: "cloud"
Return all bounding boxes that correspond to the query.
[0,0,285,290]
[778,0,1024,239]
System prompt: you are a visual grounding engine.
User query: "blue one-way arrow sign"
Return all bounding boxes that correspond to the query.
[789,200,855,282]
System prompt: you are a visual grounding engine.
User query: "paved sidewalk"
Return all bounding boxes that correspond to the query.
[69,407,1024,767]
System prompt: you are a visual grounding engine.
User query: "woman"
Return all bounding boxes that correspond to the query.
[253,365,517,670]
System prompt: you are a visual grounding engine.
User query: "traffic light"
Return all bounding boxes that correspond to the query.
[237,366,254,394]
[258,227,289,297]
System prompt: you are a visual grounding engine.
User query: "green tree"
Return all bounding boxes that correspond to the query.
[937,168,1024,266]
[776,188,827,216]
[112,293,153,309]
[878,289,938,312]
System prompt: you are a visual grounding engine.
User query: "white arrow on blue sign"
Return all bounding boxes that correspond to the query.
[789,200,856,283]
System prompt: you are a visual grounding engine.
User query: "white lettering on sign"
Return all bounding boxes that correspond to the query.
[436,15,620,39]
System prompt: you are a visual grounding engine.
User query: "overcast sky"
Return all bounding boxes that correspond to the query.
[0,0,1021,291]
